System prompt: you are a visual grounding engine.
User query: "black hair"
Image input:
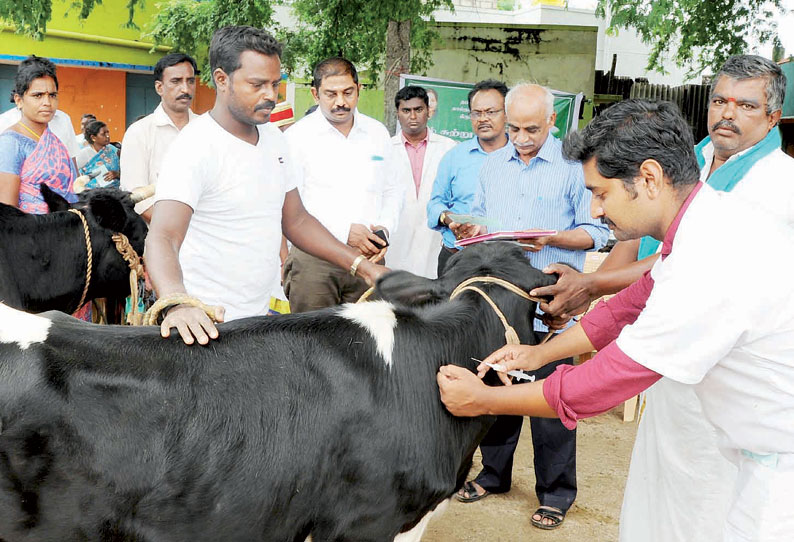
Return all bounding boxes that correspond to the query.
[562,99,699,196]
[312,57,358,89]
[395,86,429,109]
[711,54,786,115]
[12,55,58,99]
[84,119,107,145]
[209,26,282,78]
[154,53,198,82]
[467,79,508,109]
[81,113,96,121]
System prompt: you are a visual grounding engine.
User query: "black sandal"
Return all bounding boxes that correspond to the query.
[455,481,491,503]
[530,505,565,530]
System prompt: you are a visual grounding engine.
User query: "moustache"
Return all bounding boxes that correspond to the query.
[711,119,741,135]
[331,106,351,114]
[177,94,193,101]
[601,217,615,228]
[255,100,276,112]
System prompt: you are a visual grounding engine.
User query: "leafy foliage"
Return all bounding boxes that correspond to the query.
[146,0,276,84]
[282,0,454,82]
[0,0,144,38]
[596,0,785,76]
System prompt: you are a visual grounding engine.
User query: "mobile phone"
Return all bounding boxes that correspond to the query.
[373,229,389,247]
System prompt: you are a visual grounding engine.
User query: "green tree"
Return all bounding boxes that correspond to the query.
[596,0,785,76]
[0,0,144,38]
[147,0,277,84]
[284,0,453,132]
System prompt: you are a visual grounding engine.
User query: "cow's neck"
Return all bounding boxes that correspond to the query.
[9,215,104,313]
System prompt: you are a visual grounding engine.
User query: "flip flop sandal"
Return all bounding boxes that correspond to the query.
[455,481,491,503]
[530,505,565,530]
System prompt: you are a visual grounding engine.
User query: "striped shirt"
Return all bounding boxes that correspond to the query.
[476,136,610,331]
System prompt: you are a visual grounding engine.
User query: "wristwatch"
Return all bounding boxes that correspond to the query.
[439,211,450,226]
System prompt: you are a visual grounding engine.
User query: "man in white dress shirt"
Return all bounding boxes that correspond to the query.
[120,53,198,222]
[283,57,403,312]
[388,85,455,278]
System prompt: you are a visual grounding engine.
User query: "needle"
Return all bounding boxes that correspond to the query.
[471,357,535,382]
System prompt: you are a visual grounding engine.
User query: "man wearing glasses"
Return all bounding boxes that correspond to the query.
[426,79,509,275]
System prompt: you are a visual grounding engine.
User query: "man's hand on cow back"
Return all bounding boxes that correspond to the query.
[529,263,594,321]
[347,223,386,257]
[161,304,225,346]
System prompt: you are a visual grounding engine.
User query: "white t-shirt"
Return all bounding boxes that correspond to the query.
[154,113,296,321]
[617,185,794,455]
[285,110,403,243]
[0,108,80,157]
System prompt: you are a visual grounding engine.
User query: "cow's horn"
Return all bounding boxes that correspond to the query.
[129,185,155,203]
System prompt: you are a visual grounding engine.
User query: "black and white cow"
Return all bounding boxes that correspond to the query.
[0,242,555,542]
[0,186,148,314]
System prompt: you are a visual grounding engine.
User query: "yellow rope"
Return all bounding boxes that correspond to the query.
[111,232,147,326]
[142,293,223,327]
[68,209,92,313]
[356,287,375,303]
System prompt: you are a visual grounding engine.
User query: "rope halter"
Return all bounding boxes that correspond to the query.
[449,276,547,346]
[68,209,92,314]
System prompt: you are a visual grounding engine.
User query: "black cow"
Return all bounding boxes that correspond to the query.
[0,242,555,542]
[0,186,148,314]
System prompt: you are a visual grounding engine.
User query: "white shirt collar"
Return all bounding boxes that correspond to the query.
[152,102,197,129]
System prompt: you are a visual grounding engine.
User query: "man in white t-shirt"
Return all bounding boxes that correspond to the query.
[283,57,403,312]
[145,26,385,345]
[527,55,794,541]
[120,53,198,222]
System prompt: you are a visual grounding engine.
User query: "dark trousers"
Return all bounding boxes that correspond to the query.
[283,247,370,313]
[436,245,458,277]
[474,335,577,513]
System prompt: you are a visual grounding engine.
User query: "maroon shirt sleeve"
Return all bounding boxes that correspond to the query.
[580,269,655,350]
[542,341,662,429]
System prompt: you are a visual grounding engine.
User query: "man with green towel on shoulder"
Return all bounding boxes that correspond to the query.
[528,55,794,542]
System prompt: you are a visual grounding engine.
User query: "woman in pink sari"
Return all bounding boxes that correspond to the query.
[0,55,76,213]
[0,55,88,318]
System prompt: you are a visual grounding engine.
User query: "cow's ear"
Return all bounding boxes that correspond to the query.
[375,270,446,306]
[41,184,72,213]
[88,193,127,232]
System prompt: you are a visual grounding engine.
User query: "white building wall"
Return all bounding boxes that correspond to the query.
[439,1,699,85]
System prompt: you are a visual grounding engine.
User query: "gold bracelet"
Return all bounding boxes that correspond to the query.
[350,254,367,277]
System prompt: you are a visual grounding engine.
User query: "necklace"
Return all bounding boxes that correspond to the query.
[17,121,42,141]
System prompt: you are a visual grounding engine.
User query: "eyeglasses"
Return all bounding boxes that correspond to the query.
[470,108,504,120]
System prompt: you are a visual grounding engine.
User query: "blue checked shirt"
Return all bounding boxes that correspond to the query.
[427,137,494,249]
[475,136,610,331]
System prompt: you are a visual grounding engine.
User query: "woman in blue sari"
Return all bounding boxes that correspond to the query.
[76,119,120,189]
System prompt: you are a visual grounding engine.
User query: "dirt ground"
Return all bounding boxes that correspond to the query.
[424,405,638,542]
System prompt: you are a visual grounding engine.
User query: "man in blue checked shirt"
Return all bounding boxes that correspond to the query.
[454,83,609,530]
[426,79,510,276]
